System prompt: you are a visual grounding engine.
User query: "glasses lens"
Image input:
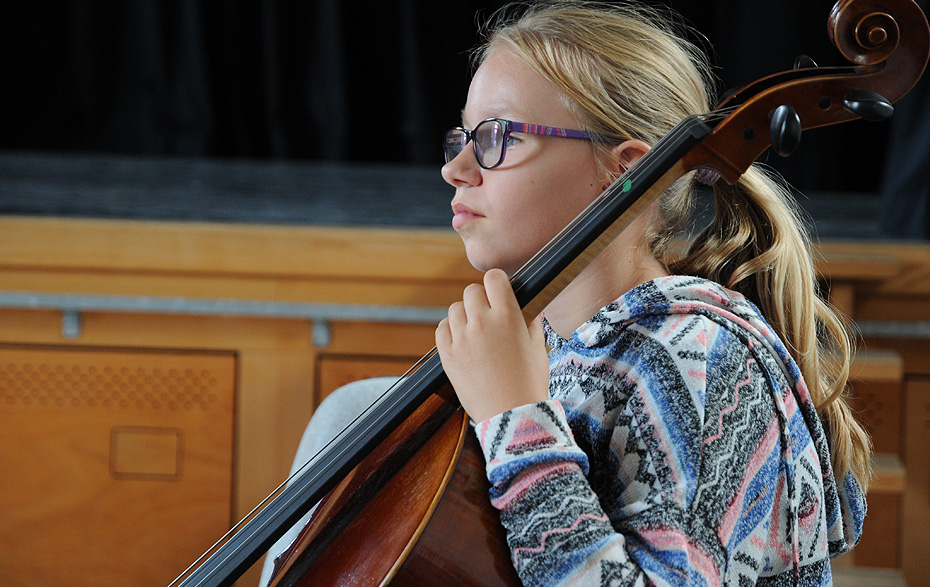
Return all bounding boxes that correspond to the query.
[474,120,505,168]
[443,129,468,163]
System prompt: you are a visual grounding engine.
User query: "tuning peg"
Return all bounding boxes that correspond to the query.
[770,104,802,157]
[793,54,818,69]
[843,88,894,121]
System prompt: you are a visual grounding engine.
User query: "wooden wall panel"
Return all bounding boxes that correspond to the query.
[902,378,930,586]
[0,346,235,587]
[317,355,414,406]
[844,351,905,568]
[849,380,903,455]
[0,217,481,307]
[1,218,928,584]
[854,493,901,569]
[847,348,904,456]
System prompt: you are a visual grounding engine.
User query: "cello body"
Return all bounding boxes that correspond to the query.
[269,394,521,587]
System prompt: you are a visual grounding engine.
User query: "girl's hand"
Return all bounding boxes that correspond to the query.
[435,268,550,423]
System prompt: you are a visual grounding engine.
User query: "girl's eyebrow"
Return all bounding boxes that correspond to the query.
[461,105,518,128]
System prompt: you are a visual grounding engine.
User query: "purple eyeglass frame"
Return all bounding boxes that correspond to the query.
[443,117,599,169]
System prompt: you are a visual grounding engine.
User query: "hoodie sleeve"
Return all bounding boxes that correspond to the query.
[474,400,655,587]
[830,469,867,556]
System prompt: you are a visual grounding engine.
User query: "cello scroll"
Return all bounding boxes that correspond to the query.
[685,0,929,182]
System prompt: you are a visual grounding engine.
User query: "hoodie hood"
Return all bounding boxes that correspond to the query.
[544,275,865,560]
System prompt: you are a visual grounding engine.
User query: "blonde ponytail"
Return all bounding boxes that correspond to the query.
[668,167,872,489]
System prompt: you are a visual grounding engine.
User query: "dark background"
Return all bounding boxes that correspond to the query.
[1,1,927,236]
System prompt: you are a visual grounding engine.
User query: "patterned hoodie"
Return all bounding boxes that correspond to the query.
[474,276,865,586]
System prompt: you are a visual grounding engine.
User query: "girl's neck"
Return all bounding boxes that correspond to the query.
[542,224,670,339]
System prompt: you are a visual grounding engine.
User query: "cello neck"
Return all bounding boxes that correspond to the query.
[171,114,714,587]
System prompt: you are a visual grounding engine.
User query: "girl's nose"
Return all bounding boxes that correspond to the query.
[441,147,482,188]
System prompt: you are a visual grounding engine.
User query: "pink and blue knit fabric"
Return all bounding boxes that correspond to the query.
[475,276,865,586]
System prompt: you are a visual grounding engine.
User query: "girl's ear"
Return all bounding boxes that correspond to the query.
[608,139,651,174]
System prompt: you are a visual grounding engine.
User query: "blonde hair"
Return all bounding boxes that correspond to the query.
[478,1,871,488]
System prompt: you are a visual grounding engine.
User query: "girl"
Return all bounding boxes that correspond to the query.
[435,1,870,585]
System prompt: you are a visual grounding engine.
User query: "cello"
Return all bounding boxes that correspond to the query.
[171,0,930,585]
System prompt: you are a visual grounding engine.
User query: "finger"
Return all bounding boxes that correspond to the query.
[447,301,466,331]
[462,282,490,314]
[483,268,521,316]
[435,317,452,350]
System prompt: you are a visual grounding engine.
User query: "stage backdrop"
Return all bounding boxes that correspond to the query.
[1,1,927,235]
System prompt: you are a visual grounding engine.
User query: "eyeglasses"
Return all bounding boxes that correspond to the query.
[443,118,599,169]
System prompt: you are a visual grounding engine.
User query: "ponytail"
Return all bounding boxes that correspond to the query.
[668,166,872,489]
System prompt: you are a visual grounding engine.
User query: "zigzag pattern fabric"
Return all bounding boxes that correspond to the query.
[474,276,865,586]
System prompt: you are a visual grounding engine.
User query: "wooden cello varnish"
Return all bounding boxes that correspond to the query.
[269,390,522,586]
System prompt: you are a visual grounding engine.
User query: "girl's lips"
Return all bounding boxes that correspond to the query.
[451,203,483,229]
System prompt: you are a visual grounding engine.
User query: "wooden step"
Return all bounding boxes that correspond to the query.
[871,452,906,495]
[832,564,907,586]
[847,348,904,456]
[850,348,904,384]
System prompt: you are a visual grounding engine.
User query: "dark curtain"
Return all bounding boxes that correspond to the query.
[1,0,500,163]
[879,69,930,238]
[879,0,930,238]
[1,0,924,199]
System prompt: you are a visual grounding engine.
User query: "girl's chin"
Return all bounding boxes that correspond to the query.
[464,248,495,272]
[465,251,519,276]
[461,236,531,275]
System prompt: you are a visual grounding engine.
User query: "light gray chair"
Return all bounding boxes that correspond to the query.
[258,376,400,586]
